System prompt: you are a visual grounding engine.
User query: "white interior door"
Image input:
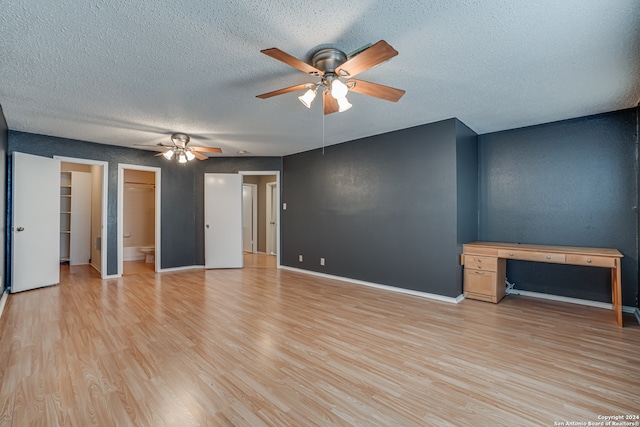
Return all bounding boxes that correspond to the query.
[205,173,243,268]
[12,152,60,293]
[242,184,257,253]
[266,182,278,255]
[242,185,252,252]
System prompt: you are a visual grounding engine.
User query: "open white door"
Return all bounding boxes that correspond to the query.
[205,173,243,268]
[242,184,257,253]
[266,181,278,255]
[11,152,60,293]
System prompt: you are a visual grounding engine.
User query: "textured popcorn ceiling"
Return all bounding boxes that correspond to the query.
[1,0,639,156]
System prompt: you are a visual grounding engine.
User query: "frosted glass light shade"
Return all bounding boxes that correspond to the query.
[163,150,175,160]
[337,97,352,112]
[298,88,316,108]
[330,79,348,100]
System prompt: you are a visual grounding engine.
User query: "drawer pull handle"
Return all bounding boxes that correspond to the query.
[475,271,485,275]
[546,255,551,259]
[587,259,592,263]
[509,252,514,256]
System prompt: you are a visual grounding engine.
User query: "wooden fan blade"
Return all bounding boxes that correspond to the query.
[256,83,310,99]
[347,79,405,102]
[192,151,208,160]
[189,146,223,153]
[323,91,339,115]
[261,48,322,75]
[336,40,398,78]
[134,143,171,149]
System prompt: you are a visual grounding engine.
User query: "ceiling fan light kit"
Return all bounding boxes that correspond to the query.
[257,40,405,114]
[149,133,223,163]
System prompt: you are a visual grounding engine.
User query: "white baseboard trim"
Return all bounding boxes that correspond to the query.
[506,288,636,314]
[0,290,8,320]
[158,265,205,273]
[102,274,122,279]
[279,266,464,304]
[635,308,640,325]
[90,263,101,274]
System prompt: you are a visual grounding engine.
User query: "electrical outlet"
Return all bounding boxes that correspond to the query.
[320,258,325,266]
[299,255,303,262]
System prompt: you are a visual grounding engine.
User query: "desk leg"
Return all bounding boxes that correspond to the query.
[612,265,623,327]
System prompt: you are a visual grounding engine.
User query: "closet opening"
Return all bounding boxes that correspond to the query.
[55,157,108,279]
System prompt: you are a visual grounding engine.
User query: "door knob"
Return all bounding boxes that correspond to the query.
[16,227,24,232]
[205,224,210,229]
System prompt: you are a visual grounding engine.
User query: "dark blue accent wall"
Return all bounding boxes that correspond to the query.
[7,131,280,278]
[5,108,638,309]
[281,118,478,297]
[478,108,638,306]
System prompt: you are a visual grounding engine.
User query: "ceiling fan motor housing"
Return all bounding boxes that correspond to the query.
[171,133,190,148]
[311,48,347,74]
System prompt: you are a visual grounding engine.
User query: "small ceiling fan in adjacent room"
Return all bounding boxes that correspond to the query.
[256,40,405,114]
[139,133,223,163]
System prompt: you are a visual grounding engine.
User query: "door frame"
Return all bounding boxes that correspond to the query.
[239,171,280,267]
[117,164,161,275]
[54,156,109,279]
[242,183,258,253]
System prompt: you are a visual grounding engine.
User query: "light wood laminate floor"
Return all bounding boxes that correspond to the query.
[0,259,638,426]
[123,260,155,276]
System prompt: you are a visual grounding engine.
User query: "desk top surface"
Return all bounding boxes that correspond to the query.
[464,241,623,258]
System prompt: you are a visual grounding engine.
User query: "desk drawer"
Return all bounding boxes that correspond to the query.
[462,245,499,256]
[463,255,497,272]
[464,269,496,295]
[498,249,566,264]
[566,254,616,268]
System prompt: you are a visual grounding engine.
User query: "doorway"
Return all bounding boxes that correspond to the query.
[117,164,161,276]
[54,156,108,279]
[241,171,279,266]
[203,171,280,269]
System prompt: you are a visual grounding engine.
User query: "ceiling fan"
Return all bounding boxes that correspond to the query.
[149,133,222,163]
[256,40,405,114]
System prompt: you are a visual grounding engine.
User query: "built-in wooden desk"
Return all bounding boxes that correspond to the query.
[462,242,624,327]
